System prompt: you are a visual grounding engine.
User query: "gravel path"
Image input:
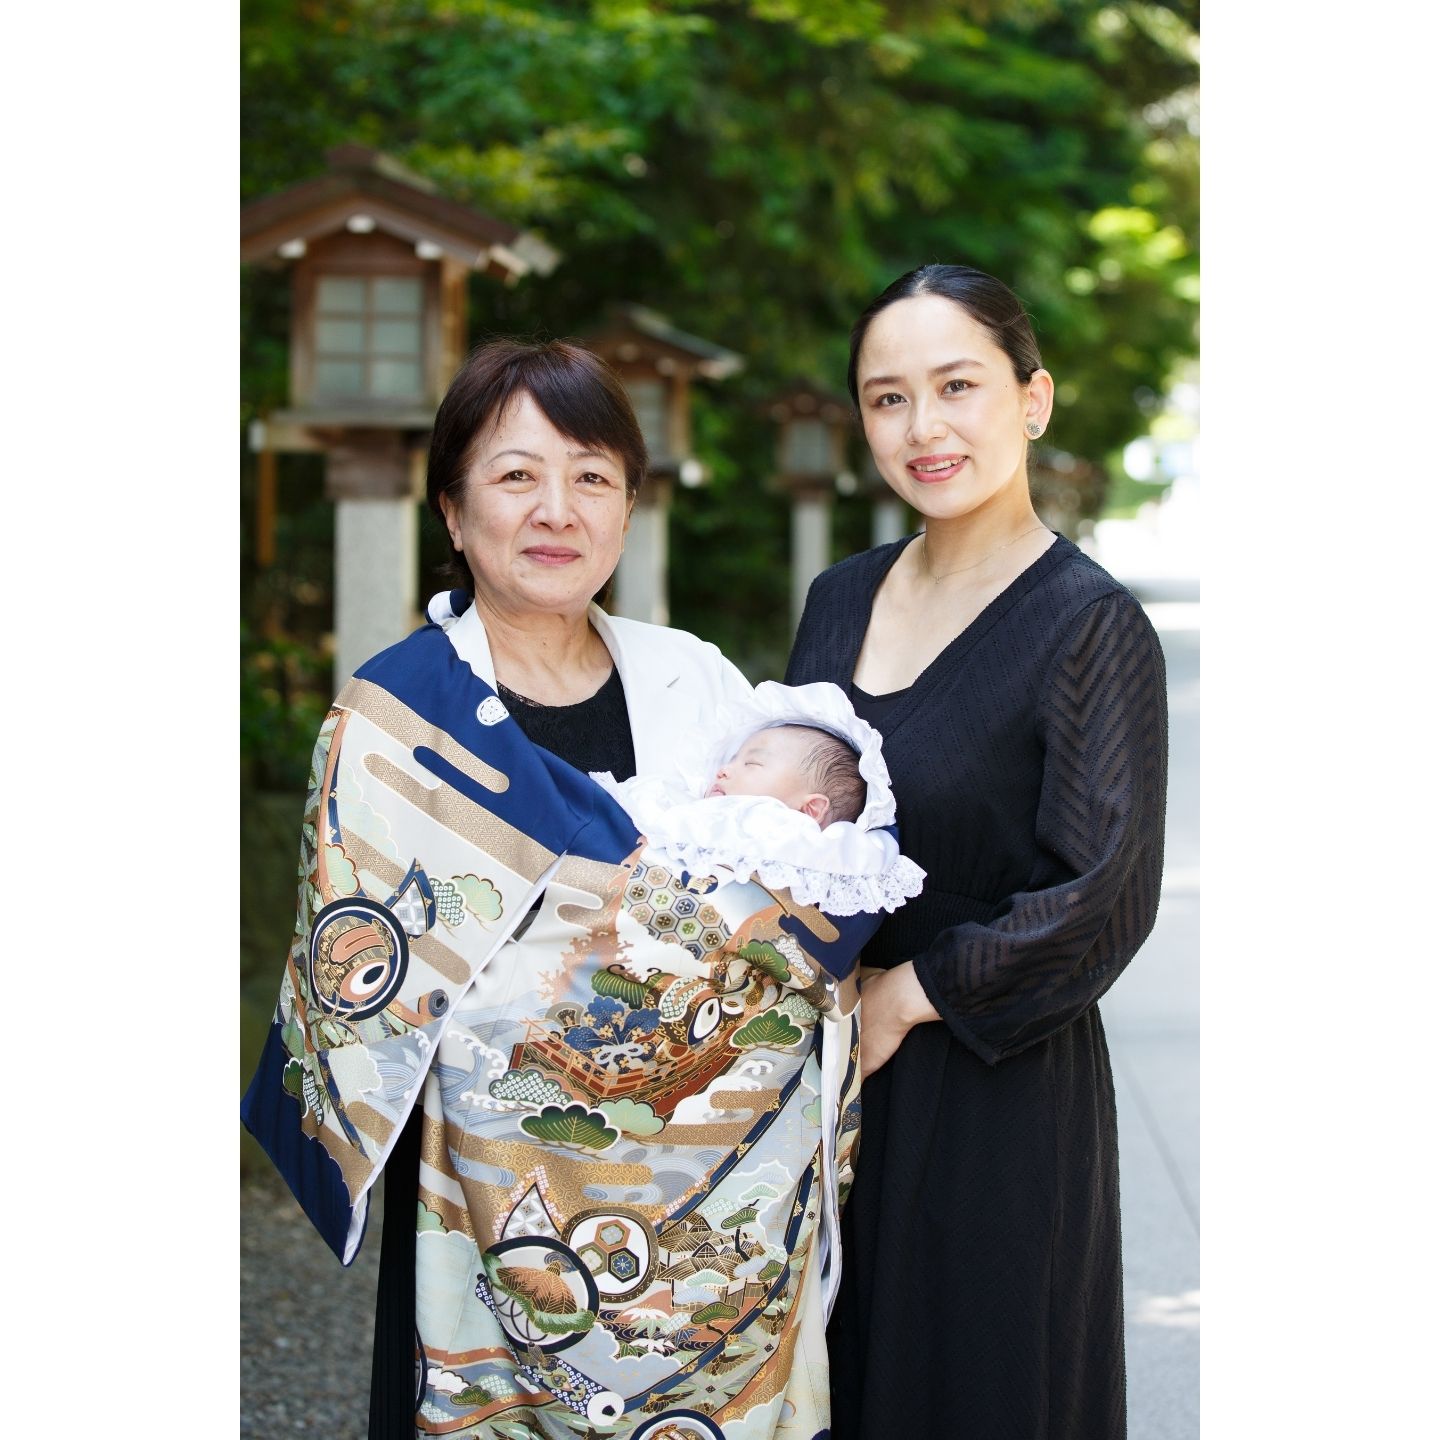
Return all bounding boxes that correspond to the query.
[241,1167,383,1438]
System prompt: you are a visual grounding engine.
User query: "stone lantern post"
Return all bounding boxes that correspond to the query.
[241,145,559,685]
[583,305,742,625]
[765,381,853,630]
[859,450,911,547]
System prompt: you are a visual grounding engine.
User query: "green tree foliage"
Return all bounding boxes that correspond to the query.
[242,0,1197,676]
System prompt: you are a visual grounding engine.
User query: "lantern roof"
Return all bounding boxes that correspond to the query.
[763,378,852,425]
[585,304,743,379]
[241,144,559,279]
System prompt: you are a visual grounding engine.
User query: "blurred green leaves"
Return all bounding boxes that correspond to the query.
[240,624,332,792]
[241,0,1198,683]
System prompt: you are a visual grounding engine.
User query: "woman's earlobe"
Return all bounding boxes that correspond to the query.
[437,493,464,551]
[1024,367,1056,434]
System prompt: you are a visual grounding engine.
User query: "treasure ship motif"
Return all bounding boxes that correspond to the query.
[508,964,757,1119]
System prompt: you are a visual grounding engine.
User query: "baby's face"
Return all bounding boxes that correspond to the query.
[707,727,817,812]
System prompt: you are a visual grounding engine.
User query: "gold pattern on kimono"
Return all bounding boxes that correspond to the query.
[734,895,840,950]
[344,678,511,793]
[415,1188,472,1238]
[442,1128,657,1225]
[534,853,637,1009]
[410,930,472,985]
[418,1111,454,1172]
[656,1089,782,1148]
[347,1100,396,1146]
[553,851,636,930]
[335,827,405,894]
[315,1120,375,1198]
[363,752,556,881]
[715,1265,813,1418]
[316,710,351,906]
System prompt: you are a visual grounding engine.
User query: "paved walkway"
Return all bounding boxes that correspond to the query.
[242,516,1202,1438]
[1098,555,1200,1439]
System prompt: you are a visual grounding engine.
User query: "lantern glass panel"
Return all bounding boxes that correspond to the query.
[315,359,366,397]
[373,277,423,314]
[373,317,422,354]
[625,377,670,459]
[371,359,424,400]
[316,318,366,353]
[316,276,366,313]
[312,273,427,403]
[782,417,832,475]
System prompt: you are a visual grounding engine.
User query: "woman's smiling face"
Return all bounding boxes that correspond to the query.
[856,293,1051,523]
[438,391,632,619]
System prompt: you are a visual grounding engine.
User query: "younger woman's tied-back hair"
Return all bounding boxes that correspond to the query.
[426,338,649,594]
[846,264,1044,406]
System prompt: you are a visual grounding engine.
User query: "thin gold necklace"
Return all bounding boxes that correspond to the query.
[920,523,1048,583]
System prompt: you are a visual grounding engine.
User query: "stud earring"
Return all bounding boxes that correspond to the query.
[1025,422,1043,439]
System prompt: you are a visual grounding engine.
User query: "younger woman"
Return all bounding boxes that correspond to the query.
[786,265,1169,1438]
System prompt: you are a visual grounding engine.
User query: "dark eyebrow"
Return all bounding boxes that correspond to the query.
[486,447,615,464]
[861,358,984,391]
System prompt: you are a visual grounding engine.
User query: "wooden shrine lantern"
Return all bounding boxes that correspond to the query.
[583,305,742,625]
[242,144,559,684]
[765,380,853,630]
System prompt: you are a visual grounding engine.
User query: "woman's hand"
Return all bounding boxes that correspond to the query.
[858,962,938,1079]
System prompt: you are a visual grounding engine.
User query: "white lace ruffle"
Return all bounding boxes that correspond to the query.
[637,836,926,917]
[593,680,926,917]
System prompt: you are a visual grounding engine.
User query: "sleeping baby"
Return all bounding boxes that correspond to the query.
[593,680,923,920]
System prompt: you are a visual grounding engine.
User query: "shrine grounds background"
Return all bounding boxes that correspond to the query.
[8,4,1439,1436]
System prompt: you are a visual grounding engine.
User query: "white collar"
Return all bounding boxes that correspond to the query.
[427,590,634,687]
[425,591,694,774]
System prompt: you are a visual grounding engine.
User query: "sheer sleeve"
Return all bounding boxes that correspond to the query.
[911,591,1169,1064]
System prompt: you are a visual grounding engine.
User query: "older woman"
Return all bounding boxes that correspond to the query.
[377,339,756,1436]
[786,266,1169,1438]
[244,340,872,1440]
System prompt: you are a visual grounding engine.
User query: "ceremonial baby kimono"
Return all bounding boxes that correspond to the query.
[242,618,919,1440]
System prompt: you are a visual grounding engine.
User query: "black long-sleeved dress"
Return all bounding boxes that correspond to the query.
[785,533,1168,1440]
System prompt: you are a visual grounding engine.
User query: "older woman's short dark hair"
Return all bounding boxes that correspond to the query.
[427,338,648,594]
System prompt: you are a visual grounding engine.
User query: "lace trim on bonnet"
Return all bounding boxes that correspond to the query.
[593,680,925,917]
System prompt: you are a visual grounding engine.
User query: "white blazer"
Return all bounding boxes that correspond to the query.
[434,596,755,773]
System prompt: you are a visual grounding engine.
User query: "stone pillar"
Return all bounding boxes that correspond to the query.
[612,479,671,626]
[326,436,421,687]
[872,496,907,547]
[791,485,831,631]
